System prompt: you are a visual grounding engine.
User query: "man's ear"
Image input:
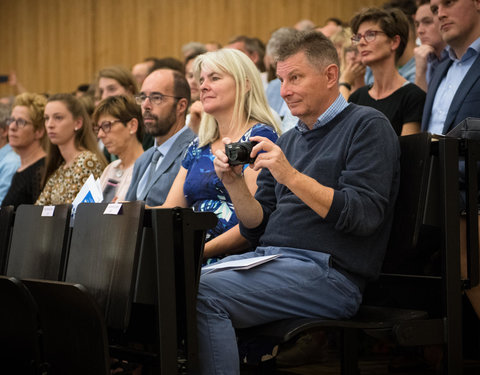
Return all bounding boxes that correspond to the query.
[474,0,480,11]
[325,64,339,89]
[176,98,188,116]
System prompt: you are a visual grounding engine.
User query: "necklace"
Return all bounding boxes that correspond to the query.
[114,167,124,178]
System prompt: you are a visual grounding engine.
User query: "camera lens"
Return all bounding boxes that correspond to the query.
[226,141,258,165]
[235,147,249,160]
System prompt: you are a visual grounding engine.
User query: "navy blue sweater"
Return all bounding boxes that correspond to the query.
[240,104,401,286]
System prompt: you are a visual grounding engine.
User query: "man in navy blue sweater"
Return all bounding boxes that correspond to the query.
[197,31,401,375]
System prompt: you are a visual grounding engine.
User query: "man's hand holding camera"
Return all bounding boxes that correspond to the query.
[215,135,334,220]
[214,136,295,187]
[248,136,297,186]
[213,135,295,228]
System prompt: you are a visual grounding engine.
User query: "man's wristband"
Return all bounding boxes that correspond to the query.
[339,82,352,90]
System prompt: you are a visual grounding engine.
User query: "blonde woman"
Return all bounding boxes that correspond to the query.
[2,93,47,208]
[161,49,281,262]
[36,93,107,205]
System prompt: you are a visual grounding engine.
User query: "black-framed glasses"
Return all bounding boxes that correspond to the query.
[135,92,182,106]
[93,120,123,134]
[351,30,387,45]
[6,117,33,129]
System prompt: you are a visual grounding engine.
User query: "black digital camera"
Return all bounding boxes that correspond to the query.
[225,141,258,165]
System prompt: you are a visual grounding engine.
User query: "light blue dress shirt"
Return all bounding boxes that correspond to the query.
[427,37,480,135]
[426,49,449,85]
[136,125,190,197]
[0,143,21,204]
[296,94,350,133]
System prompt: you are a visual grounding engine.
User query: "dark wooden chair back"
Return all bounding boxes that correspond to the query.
[0,276,44,374]
[22,278,110,375]
[65,201,145,331]
[107,207,216,374]
[237,133,467,374]
[6,204,71,281]
[150,208,217,373]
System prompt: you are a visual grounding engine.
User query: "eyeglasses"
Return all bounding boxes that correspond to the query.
[93,120,123,134]
[6,117,33,128]
[351,30,387,45]
[135,92,182,106]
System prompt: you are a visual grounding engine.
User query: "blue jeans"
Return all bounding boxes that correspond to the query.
[196,246,363,375]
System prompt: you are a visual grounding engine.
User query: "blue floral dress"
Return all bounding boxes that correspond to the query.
[182,123,279,262]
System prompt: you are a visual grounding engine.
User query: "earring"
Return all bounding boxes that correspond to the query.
[74,127,78,131]
[130,131,134,134]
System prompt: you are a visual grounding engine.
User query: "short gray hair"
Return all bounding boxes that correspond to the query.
[276,31,339,70]
[266,27,300,60]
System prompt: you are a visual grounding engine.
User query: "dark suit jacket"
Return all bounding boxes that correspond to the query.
[125,127,195,206]
[422,54,480,133]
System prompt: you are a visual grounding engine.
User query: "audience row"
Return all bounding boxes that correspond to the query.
[1,0,480,371]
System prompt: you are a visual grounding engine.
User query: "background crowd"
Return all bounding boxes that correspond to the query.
[2,0,480,372]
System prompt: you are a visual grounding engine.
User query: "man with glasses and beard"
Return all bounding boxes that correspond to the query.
[126,69,195,206]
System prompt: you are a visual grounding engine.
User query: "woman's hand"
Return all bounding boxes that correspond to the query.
[340,59,366,87]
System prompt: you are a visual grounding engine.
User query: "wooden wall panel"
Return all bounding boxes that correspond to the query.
[0,0,384,98]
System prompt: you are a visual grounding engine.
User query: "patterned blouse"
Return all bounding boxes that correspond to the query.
[36,150,104,205]
[182,123,279,248]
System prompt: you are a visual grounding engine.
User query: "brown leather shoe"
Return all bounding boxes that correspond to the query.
[276,331,329,367]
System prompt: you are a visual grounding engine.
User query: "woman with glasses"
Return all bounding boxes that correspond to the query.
[2,93,47,208]
[159,49,281,263]
[95,65,154,162]
[36,93,107,205]
[93,95,144,202]
[348,7,425,136]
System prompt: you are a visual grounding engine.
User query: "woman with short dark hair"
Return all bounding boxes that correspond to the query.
[93,95,144,202]
[349,7,425,136]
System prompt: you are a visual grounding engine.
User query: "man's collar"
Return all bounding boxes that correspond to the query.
[446,36,480,61]
[296,94,349,133]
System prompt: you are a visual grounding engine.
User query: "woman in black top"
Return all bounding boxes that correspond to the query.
[2,93,47,208]
[348,7,425,136]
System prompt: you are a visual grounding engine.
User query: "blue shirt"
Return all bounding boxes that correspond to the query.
[136,125,190,197]
[296,94,349,133]
[0,143,21,204]
[427,37,480,134]
[182,124,278,242]
[426,48,449,84]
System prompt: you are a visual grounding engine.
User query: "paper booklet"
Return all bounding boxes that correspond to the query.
[70,174,103,224]
[202,254,282,275]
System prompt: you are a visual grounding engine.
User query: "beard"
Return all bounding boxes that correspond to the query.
[143,105,177,137]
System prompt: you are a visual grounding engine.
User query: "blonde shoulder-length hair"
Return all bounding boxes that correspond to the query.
[193,48,281,147]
